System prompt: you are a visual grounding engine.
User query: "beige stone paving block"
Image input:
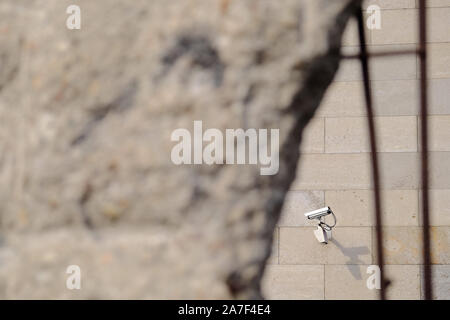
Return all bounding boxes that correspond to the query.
[377,227,423,264]
[372,80,419,116]
[428,116,450,151]
[423,0,450,7]
[300,118,324,154]
[421,265,450,300]
[293,153,422,191]
[420,190,450,226]
[327,227,373,264]
[279,227,325,264]
[429,152,450,189]
[428,8,450,42]
[324,264,420,300]
[371,9,418,45]
[325,190,418,227]
[325,116,417,153]
[427,43,450,79]
[318,80,419,117]
[373,79,450,116]
[325,265,377,300]
[267,228,279,264]
[430,79,450,115]
[325,117,366,153]
[368,79,450,115]
[376,227,450,264]
[365,0,416,9]
[326,190,372,226]
[292,153,371,190]
[379,152,420,189]
[336,45,417,81]
[430,227,450,264]
[278,191,324,227]
[320,78,450,116]
[317,81,366,117]
[385,265,421,300]
[262,265,324,300]
[377,190,419,226]
[279,227,372,265]
[369,45,418,80]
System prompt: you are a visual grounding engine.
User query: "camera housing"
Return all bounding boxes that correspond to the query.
[304,207,333,220]
[304,206,336,244]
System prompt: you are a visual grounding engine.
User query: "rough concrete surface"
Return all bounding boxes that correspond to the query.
[0,0,359,299]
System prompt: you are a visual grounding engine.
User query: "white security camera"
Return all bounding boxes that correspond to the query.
[304,207,333,220]
[304,206,337,244]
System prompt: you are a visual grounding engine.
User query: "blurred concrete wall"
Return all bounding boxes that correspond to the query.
[0,0,362,299]
[263,0,450,300]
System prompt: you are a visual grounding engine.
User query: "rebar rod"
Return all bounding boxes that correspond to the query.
[418,0,433,300]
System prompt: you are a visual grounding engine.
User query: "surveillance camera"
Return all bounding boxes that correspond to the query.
[304,207,332,220]
[304,206,337,244]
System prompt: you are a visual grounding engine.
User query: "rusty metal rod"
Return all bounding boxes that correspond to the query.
[341,49,420,60]
[419,0,433,300]
[356,8,387,300]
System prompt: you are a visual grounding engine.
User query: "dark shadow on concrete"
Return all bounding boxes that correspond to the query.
[330,238,370,280]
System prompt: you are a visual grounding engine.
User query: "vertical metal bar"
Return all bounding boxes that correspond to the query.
[356,8,387,300]
[418,0,433,300]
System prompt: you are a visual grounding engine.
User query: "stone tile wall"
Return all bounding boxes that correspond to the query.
[263,0,450,300]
